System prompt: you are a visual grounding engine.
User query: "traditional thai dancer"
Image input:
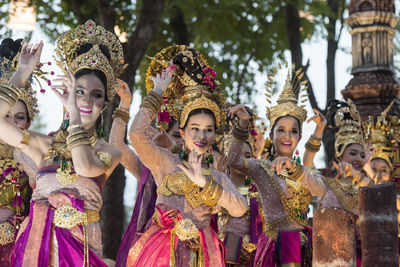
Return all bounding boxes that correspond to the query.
[127,45,247,266]
[313,99,374,214]
[0,38,40,266]
[0,20,124,266]
[228,66,326,267]
[217,113,265,267]
[111,80,183,267]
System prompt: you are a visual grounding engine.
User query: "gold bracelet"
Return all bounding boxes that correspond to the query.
[308,135,322,146]
[140,100,159,114]
[305,141,321,152]
[67,124,84,133]
[112,108,130,123]
[200,177,223,207]
[148,91,163,106]
[288,164,304,181]
[232,124,249,141]
[67,138,91,150]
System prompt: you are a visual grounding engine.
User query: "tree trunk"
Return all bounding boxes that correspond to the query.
[98,0,167,259]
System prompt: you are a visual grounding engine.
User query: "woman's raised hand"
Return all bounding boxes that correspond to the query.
[116,79,132,109]
[227,104,251,128]
[150,64,176,96]
[177,150,207,187]
[50,72,78,114]
[271,156,293,175]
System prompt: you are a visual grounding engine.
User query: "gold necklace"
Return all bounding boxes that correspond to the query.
[46,130,98,185]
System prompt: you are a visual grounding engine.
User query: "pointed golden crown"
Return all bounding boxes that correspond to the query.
[146,45,226,129]
[265,62,308,129]
[363,100,399,170]
[0,52,40,120]
[334,99,364,158]
[54,20,125,102]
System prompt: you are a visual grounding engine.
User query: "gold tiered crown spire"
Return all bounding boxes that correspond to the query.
[265,63,308,129]
[54,20,125,102]
[363,100,399,170]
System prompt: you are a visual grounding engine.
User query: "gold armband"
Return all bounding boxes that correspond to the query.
[112,108,130,123]
[287,163,304,181]
[97,152,112,171]
[243,159,249,169]
[200,176,223,207]
[232,123,249,141]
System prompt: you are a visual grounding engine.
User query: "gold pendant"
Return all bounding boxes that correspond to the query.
[56,161,78,185]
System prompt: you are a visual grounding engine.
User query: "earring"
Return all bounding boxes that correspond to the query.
[205,146,214,166]
[179,142,187,160]
[98,112,104,138]
[293,149,301,164]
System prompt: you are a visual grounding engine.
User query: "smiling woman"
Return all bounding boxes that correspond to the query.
[227,66,326,267]
[0,20,125,266]
[127,46,247,267]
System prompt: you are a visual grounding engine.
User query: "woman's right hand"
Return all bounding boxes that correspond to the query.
[116,79,132,109]
[227,104,251,129]
[50,72,79,115]
[150,65,176,96]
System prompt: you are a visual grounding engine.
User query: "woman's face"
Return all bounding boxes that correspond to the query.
[270,116,301,158]
[75,73,106,130]
[167,122,183,146]
[6,100,30,129]
[338,143,365,170]
[370,158,391,182]
[179,113,215,155]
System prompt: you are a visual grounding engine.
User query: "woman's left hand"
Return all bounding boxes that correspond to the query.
[178,150,207,187]
[361,142,373,167]
[50,72,79,114]
[271,156,293,175]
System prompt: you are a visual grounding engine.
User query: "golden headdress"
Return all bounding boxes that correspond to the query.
[265,63,308,129]
[146,45,226,129]
[363,100,399,170]
[54,20,125,102]
[333,99,364,158]
[0,49,43,121]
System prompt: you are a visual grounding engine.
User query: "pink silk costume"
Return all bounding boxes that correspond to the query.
[127,106,248,267]
[228,138,326,267]
[0,148,37,267]
[10,154,108,267]
[110,116,157,267]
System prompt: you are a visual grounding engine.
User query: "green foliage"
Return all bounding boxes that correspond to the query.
[0,0,343,106]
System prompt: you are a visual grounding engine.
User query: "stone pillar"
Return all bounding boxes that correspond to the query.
[313,208,356,267]
[359,183,399,266]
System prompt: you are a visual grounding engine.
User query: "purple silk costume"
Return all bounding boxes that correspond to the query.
[11,160,108,267]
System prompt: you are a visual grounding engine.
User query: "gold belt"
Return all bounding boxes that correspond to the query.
[53,204,100,229]
[0,221,15,245]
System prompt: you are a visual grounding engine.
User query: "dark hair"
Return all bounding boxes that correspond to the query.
[270,115,301,136]
[326,99,351,129]
[181,108,216,129]
[167,118,178,132]
[173,49,206,85]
